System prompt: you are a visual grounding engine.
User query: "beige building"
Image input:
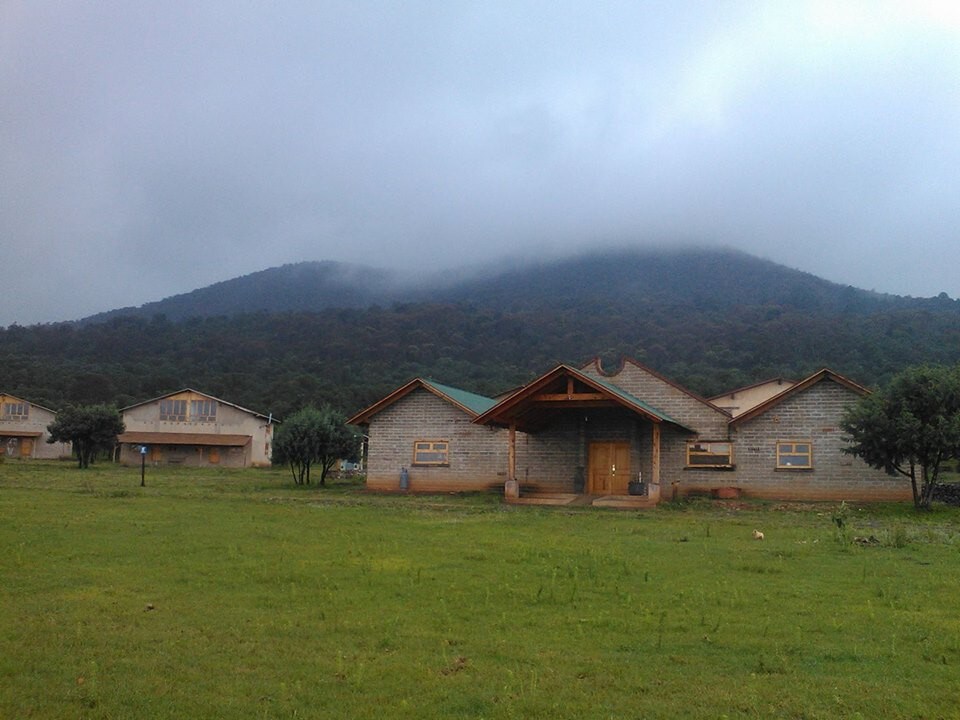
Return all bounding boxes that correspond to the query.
[118,389,274,468]
[709,377,796,417]
[0,393,70,459]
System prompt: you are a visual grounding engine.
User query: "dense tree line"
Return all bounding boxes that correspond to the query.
[2,294,960,421]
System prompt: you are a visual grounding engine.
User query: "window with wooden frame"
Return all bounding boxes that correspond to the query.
[686,440,733,468]
[412,440,449,466]
[190,399,217,422]
[777,440,812,469]
[2,402,28,420]
[159,399,187,422]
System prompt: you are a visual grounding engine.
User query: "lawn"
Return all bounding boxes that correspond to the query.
[2,461,959,719]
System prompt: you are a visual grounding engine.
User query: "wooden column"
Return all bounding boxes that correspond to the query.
[651,422,661,485]
[505,422,519,499]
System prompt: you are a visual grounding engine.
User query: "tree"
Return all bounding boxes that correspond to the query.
[47,404,125,469]
[841,364,960,510]
[272,406,360,486]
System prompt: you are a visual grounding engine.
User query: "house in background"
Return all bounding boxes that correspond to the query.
[117,389,274,468]
[709,377,796,417]
[0,393,70,459]
[352,357,910,505]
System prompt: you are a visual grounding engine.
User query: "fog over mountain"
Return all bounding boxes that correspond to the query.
[3,3,960,327]
[79,247,939,324]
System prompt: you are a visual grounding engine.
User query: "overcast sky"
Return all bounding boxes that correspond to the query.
[2,1,959,326]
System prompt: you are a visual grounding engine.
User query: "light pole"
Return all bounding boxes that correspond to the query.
[140,445,147,487]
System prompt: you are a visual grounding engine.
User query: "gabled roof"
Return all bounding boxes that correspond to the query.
[0,392,58,415]
[580,356,731,417]
[120,388,273,421]
[708,377,795,401]
[348,378,497,425]
[729,368,870,426]
[474,364,695,433]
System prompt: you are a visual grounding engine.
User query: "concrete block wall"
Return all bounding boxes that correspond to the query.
[581,359,730,438]
[366,388,508,492]
[514,409,647,493]
[515,415,579,492]
[718,380,910,501]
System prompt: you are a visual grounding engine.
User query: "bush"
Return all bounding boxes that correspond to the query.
[933,483,960,506]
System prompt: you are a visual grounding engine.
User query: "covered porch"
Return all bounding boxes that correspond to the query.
[116,431,253,467]
[0,429,42,458]
[473,365,693,507]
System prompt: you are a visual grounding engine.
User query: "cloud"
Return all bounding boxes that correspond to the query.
[2,1,959,325]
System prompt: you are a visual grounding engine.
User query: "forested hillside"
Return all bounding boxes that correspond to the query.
[3,248,959,418]
[83,261,401,323]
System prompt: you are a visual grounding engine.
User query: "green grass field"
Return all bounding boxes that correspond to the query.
[2,461,959,719]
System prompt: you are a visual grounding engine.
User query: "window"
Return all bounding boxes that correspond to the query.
[159,399,187,421]
[413,440,449,466]
[777,440,812,469]
[686,441,733,467]
[190,399,217,422]
[2,402,28,421]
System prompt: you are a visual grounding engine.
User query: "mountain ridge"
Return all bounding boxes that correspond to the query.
[78,247,952,324]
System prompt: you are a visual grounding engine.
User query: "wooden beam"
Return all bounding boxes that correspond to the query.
[508,423,516,483]
[651,423,661,485]
[533,392,607,402]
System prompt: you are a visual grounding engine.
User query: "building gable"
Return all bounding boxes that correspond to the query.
[730,369,868,427]
[475,364,692,433]
[709,377,796,417]
[120,388,270,422]
[349,378,495,426]
[579,357,730,438]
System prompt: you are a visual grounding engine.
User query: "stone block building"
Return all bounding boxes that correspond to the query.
[351,357,909,504]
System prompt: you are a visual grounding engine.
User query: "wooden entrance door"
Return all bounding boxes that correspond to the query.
[588,442,631,495]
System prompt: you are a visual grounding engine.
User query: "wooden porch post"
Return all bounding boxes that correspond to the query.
[651,422,661,485]
[505,422,519,499]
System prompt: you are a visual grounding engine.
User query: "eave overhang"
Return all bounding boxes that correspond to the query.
[0,430,43,438]
[348,378,496,426]
[473,364,695,433]
[729,368,870,426]
[117,431,252,447]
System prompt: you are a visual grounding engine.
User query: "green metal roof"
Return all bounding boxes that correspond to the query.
[587,373,694,431]
[422,379,498,416]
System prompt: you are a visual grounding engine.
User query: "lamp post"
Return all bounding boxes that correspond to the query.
[140,445,147,487]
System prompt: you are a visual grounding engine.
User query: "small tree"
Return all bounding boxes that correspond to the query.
[272,406,359,486]
[47,404,125,469]
[841,364,960,510]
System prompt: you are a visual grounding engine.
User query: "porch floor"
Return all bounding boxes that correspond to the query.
[506,491,658,509]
